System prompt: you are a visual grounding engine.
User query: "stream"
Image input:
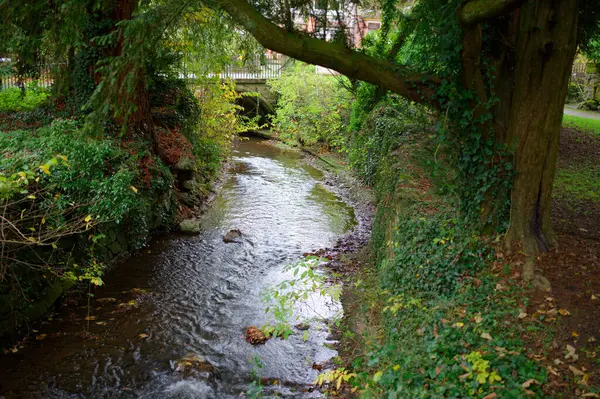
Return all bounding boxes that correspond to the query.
[0,137,358,398]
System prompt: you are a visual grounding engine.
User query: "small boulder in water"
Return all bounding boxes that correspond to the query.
[179,218,201,233]
[173,353,217,378]
[245,326,268,345]
[223,229,242,243]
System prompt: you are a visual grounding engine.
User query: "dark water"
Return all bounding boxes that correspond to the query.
[0,138,357,398]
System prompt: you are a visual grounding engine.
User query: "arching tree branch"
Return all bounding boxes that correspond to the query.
[459,0,526,25]
[212,0,442,105]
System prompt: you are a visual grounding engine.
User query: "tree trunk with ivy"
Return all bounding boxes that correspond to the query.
[215,0,580,257]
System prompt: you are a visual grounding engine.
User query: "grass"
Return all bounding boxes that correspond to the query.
[554,166,600,203]
[562,114,600,135]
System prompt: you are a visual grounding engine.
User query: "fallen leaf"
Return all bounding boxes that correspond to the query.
[481,332,493,341]
[565,345,579,361]
[591,295,597,301]
[572,331,579,338]
[435,365,442,376]
[84,316,96,321]
[474,314,483,323]
[35,334,47,340]
[522,379,541,388]
[482,394,497,399]
[547,366,559,376]
[454,322,464,328]
[139,333,149,339]
[10,347,18,353]
[558,309,571,316]
[96,321,107,326]
[518,311,528,319]
[96,298,117,303]
[582,393,600,398]
[569,366,584,376]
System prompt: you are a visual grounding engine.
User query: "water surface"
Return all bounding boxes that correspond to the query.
[0,138,357,398]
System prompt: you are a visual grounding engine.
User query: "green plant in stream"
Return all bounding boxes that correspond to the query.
[245,355,265,398]
[261,256,341,339]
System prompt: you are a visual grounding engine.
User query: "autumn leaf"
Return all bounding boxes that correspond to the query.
[481,332,493,341]
[522,379,540,388]
[569,365,584,376]
[84,315,96,321]
[130,186,138,193]
[558,309,571,316]
[139,333,149,339]
[35,334,47,340]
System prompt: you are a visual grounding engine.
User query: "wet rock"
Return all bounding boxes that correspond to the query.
[174,157,196,172]
[533,274,552,293]
[173,353,218,379]
[245,326,268,345]
[179,218,201,233]
[176,191,200,207]
[182,180,196,192]
[223,229,242,243]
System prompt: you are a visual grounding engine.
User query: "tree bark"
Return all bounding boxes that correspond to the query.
[502,0,578,255]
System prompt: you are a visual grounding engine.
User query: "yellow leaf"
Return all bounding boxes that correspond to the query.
[84,315,96,321]
[35,334,47,340]
[27,195,36,200]
[39,165,50,175]
[84,215,92,223]
[558,309,571,316]
[454,322,464,328]
[130,186,138,193]
[139,333,149,339]
[96,321,107,326]
[373,370,383,383]
[392,365,400,372]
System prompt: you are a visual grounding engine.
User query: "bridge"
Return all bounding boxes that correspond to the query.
[219,54,285,117]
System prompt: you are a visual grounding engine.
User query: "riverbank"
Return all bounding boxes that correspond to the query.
[0,77,238,341]
[315,123,600,398]
[0,136,364,398]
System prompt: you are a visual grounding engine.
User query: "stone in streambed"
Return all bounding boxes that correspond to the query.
[223,229,242,243]
[245,326,268,345]
[179,218,201,233]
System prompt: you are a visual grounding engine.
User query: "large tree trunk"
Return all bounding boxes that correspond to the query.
[500,0,578,255]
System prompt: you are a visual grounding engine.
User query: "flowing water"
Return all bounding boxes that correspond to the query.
[0,138,357,399]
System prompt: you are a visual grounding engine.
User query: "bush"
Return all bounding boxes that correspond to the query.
[566,81,584,104]
[268,63,353,149]
[0,119,174,320]
[0,83,49,112]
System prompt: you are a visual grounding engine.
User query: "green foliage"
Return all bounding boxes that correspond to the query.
[0,84,49,112]
[261,256,341,338]
[0,118,174,322]
[346,96,429,186]
[268,63,353,149]
[566,82,585,104]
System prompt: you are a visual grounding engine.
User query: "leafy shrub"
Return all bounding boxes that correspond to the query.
[0,83,49,112]
[268,63,353,149]
[566,81,585,104]
[0,119,174,314]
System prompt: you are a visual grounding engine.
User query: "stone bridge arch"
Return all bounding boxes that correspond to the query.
[234,79,278,121]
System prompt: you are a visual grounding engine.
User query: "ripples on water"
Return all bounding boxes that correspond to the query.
[0,138,357,398]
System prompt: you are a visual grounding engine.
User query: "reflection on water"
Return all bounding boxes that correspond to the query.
[0,137,357,398]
